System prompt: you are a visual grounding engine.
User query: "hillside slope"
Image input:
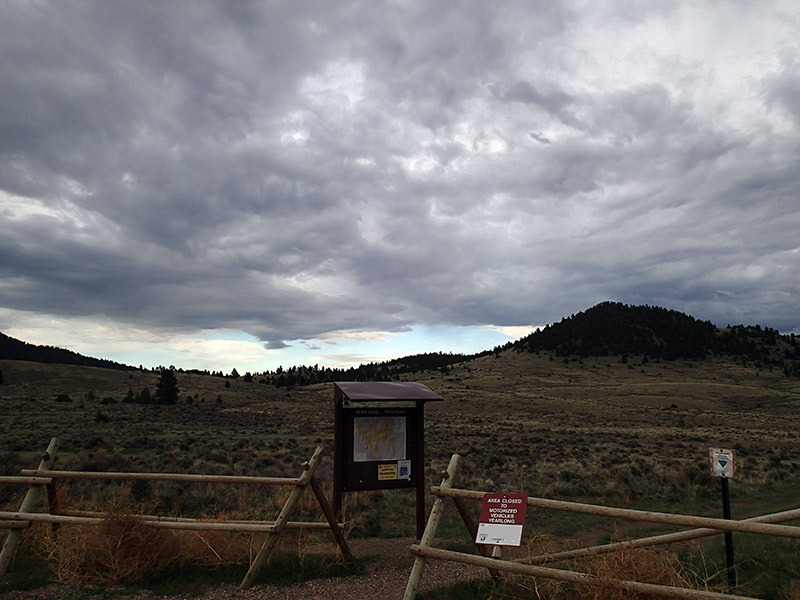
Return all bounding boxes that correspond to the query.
[2,302,798,381]
[0,332,133,370]
[509,302,799,375]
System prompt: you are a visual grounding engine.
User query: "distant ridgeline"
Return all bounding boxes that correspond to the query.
[226,351,483,388]
[2,302,798,384]
[0,332,134,371]
[510,302,799,369]
[253,303,799,387]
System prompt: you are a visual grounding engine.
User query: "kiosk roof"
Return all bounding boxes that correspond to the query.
[334,381,443,402]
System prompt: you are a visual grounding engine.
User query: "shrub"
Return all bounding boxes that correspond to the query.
[576,548,692,600]
[36,516,179,585]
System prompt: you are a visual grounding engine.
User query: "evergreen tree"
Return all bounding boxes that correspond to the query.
[138,387,151,404]
[154,368,179,405]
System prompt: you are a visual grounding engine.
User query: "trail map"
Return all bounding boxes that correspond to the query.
[353,416,406,462]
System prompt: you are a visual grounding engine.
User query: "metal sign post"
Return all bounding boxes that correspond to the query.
[709,447,738,590]
[333,382,443,540]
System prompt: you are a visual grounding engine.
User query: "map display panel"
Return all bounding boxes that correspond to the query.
[353,415,406,462]
[339,405,418,492]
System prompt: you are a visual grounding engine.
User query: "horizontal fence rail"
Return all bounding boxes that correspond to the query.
[405,453,796,600]
[516,505,800,566]
[20,469,300,486]
[411,545,760,600]
[0,511,337,533]
[1,439,354,589]
[60,508,341,529]
[432,486,800,539]
[0,476,53,486]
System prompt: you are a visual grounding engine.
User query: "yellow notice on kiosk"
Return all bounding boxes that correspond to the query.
[377,464,398,481]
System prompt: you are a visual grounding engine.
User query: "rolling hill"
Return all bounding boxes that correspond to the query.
[2,302,798,381]
[507,302,799,376]
[0,331,133,371]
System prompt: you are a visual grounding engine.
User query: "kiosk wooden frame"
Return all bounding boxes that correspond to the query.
[333,381,442,539]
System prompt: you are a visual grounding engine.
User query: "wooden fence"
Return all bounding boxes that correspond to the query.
[0,438,353,589]
[404,453,800,600]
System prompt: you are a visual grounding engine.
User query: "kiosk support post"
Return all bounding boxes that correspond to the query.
[416,400,425,540]
[333,385,344,521]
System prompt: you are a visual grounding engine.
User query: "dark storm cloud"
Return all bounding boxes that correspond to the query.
[1,0,799,350]
[764,51,800,126]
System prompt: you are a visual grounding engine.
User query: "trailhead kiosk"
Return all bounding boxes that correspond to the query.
[333,381,443,539]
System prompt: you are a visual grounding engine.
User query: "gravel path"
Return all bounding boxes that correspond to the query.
[1,538,488,600]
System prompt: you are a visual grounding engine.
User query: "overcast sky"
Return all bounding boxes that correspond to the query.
[1,1,799,372]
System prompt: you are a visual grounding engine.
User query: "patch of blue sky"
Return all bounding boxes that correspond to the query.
[300,324,529,371]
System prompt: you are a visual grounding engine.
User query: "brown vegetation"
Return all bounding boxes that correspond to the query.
[577,548,692,600]
[2,347,800,595]
[35,514,178,585]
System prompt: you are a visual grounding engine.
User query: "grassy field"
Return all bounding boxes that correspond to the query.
[2,349,800,597]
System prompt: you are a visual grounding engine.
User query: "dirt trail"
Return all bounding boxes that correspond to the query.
[0,538,489,600]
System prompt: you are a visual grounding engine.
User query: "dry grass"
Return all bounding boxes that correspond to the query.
[575,548,693,600]
[30,515,290,585]
[20,486,329,586]
[2,352,800,593]
[784,582,800,600]
[24,514,349,587]
[34,515,179,585]
[3,353,799,500]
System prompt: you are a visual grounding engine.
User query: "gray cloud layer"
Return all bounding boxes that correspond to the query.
[1,1,799,348]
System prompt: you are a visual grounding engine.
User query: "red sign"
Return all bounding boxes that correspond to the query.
[476,493,527,546]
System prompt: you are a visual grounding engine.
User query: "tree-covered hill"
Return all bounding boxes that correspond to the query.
[239,351,479,388]
[0,332,133,371]
[515,302,717,359]
[3,302,798,383]
[511,302,799,374]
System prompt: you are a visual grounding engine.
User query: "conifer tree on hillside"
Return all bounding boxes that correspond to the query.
[139,387,151,404]
[154,368,179,405]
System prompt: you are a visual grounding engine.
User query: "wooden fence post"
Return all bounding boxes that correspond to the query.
[0,438,58,578]
[238,446,324,589]
[2,442,351,588]
[451,496,502,581]
[309,476,354,564]
[403,453,461,600]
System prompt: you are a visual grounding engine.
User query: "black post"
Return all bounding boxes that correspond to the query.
[721,477,736,590]
[333,390,343,521]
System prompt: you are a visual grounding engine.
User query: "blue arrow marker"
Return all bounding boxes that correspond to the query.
[719,460,727,468]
